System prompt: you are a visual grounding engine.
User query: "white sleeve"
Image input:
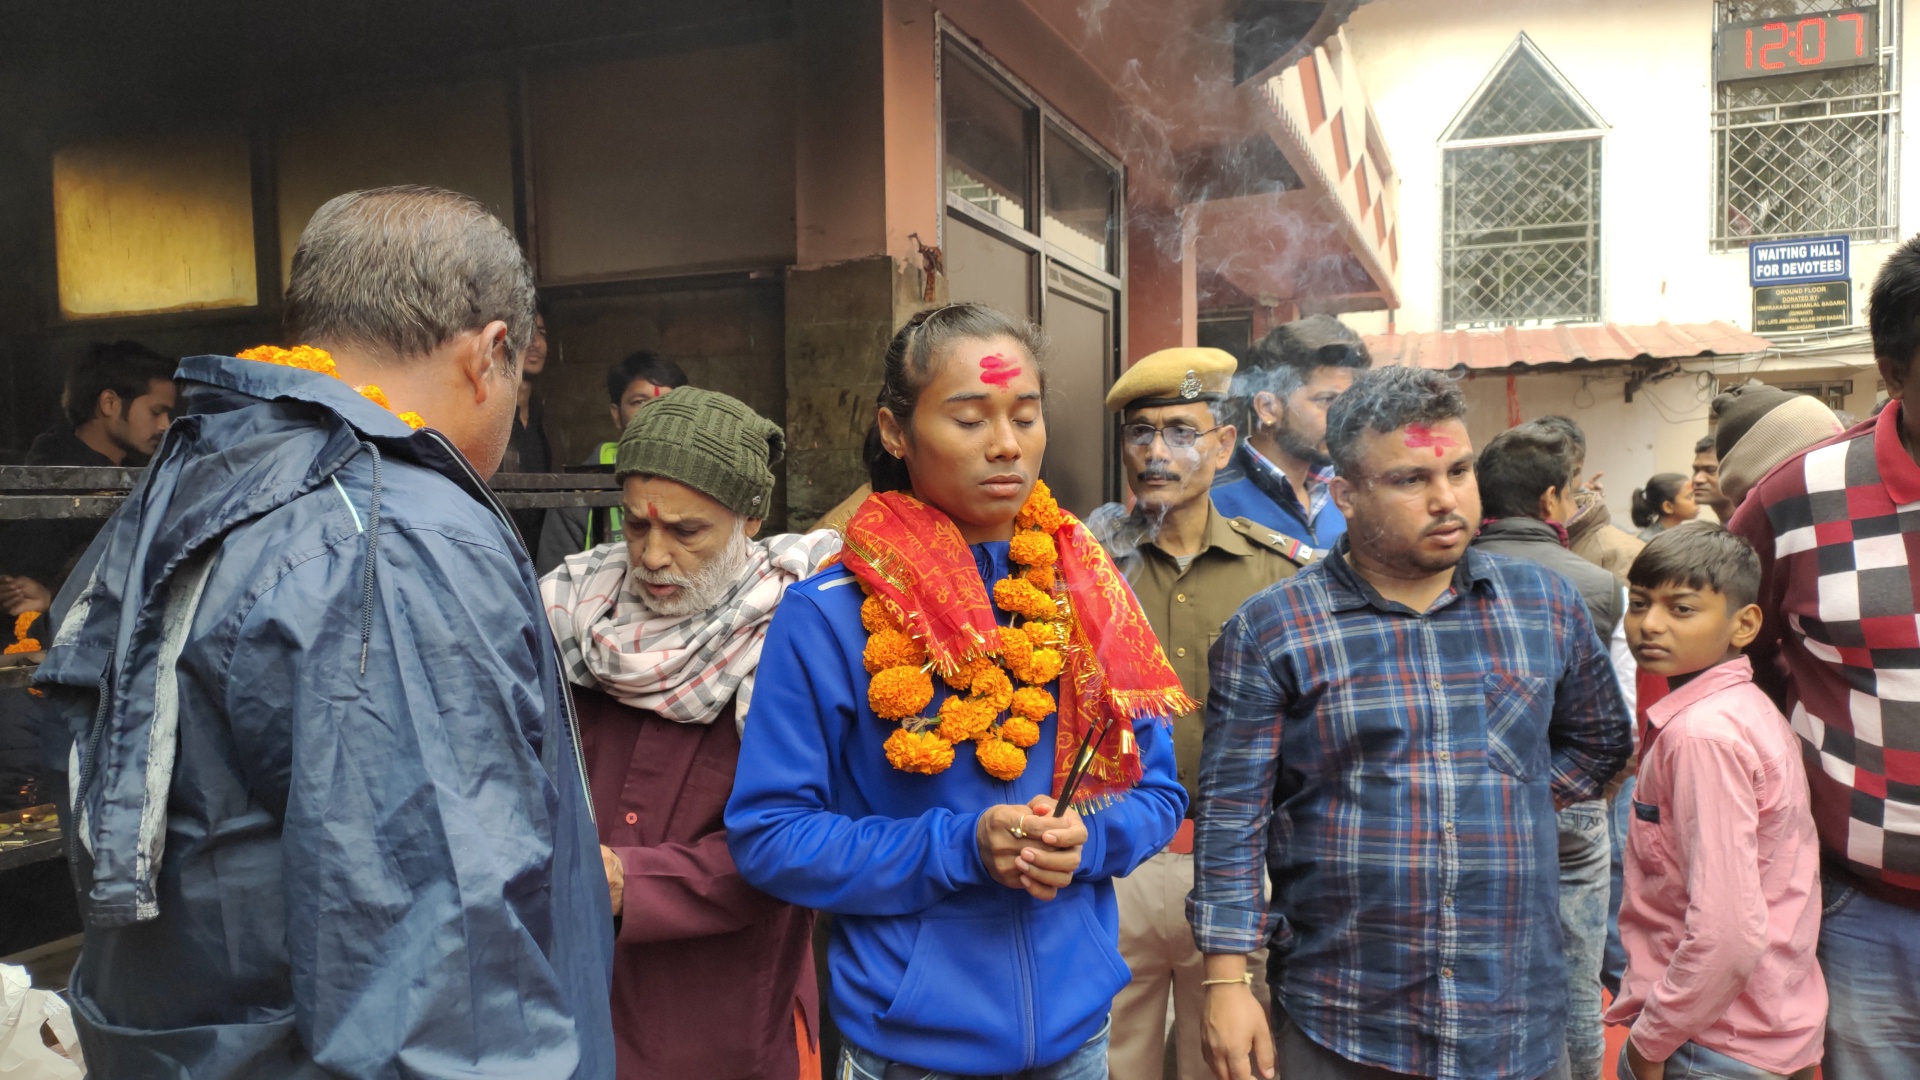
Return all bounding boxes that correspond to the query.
[1610,585,1638,749]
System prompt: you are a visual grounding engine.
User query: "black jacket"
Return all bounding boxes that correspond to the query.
[1472,516,1623,639]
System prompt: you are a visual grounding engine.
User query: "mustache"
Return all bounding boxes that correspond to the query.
[629,565,695,588]
[1135,467,1182,483]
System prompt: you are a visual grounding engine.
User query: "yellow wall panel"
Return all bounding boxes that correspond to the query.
[52,131,259,318]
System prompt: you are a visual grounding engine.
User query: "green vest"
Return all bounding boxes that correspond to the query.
[587,441,623,550]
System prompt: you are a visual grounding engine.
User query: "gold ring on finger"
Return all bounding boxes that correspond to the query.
[1010,823,1027,839]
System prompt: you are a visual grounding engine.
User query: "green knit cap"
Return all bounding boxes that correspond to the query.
[616,387,783,517]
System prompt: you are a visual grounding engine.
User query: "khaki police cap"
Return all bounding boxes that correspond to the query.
[1105,347,1238,413]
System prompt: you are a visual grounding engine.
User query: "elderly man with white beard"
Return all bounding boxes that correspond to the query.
[541,387,841,1080]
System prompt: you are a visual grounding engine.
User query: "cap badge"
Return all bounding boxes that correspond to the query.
[1179,370,1202,400]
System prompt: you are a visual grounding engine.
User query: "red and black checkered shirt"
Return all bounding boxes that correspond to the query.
[1730,401,1920,894]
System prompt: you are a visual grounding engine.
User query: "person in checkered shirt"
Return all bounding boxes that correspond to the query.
[1727,234,1920,1079]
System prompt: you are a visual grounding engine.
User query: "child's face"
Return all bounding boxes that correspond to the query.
[1625,581,1763,678]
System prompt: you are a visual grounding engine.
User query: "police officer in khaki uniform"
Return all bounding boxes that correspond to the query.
[1085,347,1309,1080]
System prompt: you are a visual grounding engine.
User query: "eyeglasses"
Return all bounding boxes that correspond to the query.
[1122,422,1223,450]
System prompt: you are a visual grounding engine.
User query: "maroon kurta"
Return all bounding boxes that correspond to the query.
[574,686,817,1080]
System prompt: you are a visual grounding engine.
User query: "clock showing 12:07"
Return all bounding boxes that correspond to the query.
[1714,7,1879,83]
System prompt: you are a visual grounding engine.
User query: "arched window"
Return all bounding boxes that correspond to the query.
[1440,35,1604,327]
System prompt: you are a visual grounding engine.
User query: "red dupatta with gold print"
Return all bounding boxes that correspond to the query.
[839,487,1193,806]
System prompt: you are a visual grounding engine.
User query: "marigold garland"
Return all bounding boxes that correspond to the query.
[1000,716,1041,749]
[863,628,925,674]
[860,595,893,634]
[861,481,1070,779]
[976,736,1029,781]
[885,729,955,775]
[237,345,427,430]
[869,665,934,719]
[4,612,41,656]
[992,578,1056,621]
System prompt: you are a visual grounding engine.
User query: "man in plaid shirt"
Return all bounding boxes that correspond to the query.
[1192,366,1631,1080]
[1727,235,1920,1078]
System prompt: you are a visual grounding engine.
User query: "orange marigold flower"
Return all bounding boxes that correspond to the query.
[3,639,40,655]
[1026,647,1064,684]
[356,384,392,410]
[1000,715,1041,748]
[396,412,427,430]
[863,628,926,674]
[936,695,996,742]
[1015,480,1064,532]
[860,594,896,634]
[885,729,955,775]
[869,665,933,719]
[941,656,994,691]
[1008,530,1058,568]
[997,626,1033,671]
[970,666,1015,712]
[976,737,1028,781]
[12,613,33,638]
[992,577,1055,621]
[1011,686,1055,720]
[1025,566,1055,591]
[1023,620,1063,649]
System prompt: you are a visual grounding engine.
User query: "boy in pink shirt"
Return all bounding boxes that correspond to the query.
[1608,524,1824,1080]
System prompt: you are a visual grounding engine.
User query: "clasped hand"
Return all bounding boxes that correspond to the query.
[975,795,1087,901]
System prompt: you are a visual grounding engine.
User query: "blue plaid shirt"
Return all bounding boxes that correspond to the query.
[1190,543,1630,1080]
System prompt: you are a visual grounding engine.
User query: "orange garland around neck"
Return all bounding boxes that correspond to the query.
[865,482,1068,780]
[237,344,426,430]
[4,612,41,656]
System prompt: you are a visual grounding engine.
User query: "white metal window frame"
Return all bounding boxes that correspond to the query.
[1709,1,1901,251]
[1436,33,1609,329]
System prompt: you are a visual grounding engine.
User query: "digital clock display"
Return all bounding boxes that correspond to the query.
[1716,7,1878,82]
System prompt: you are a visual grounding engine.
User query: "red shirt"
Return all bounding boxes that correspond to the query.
[1729,402,1920,893]
[576,687,817,1080]
[1606,657,1825,1072]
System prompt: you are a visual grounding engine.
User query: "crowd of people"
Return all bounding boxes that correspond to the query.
[7,182,1920,1080]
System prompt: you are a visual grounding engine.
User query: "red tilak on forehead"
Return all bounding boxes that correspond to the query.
[978,353,1021,388]
[646,503,659,519]
[1404,424,1456,457]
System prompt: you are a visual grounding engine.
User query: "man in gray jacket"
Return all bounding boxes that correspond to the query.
[1471,419,1624,1080]
[35,186,614,1079]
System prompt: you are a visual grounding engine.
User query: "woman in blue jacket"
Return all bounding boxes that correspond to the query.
[726,303,1188,1078]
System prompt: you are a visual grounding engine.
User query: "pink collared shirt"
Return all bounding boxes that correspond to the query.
[1605,655,1825,1072]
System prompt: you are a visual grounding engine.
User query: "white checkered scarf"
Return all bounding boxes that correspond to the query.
[541,529,843,730]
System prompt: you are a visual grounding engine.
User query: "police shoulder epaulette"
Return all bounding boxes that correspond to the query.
[1230,517,1315,564]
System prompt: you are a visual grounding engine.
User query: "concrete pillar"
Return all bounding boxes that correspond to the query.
[784,0,944,527]
[1125,203,1196,363]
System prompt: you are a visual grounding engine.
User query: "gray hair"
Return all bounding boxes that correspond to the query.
[1325,366,1468,475]
[284,186,536,366]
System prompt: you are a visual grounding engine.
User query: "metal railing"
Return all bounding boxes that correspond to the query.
[0,466,622,521]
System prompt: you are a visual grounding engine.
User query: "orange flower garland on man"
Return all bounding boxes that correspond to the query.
[33,186,614,1079]
[726,302,1190,1080]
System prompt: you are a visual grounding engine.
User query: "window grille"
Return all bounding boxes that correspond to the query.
[1441,38,1603,328]
[1712,1,1900,249]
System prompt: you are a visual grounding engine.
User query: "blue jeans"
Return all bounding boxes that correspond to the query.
[1617,1039,1807,1079]
[1558,799,1610,1080]
[1602,777,1633,995]
[841,1022,1109,1080]
[1818,871,1920,1079]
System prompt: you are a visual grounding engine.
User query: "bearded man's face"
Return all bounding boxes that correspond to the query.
[620,475,763,617]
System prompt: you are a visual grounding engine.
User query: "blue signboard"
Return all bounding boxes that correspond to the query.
[1750,235,1850,286]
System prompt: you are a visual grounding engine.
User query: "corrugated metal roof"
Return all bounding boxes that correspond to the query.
[1364,321,1772,371]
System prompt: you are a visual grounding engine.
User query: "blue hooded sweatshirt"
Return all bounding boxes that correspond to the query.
[725,544,1185,1074]
[34,355,615,1080]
